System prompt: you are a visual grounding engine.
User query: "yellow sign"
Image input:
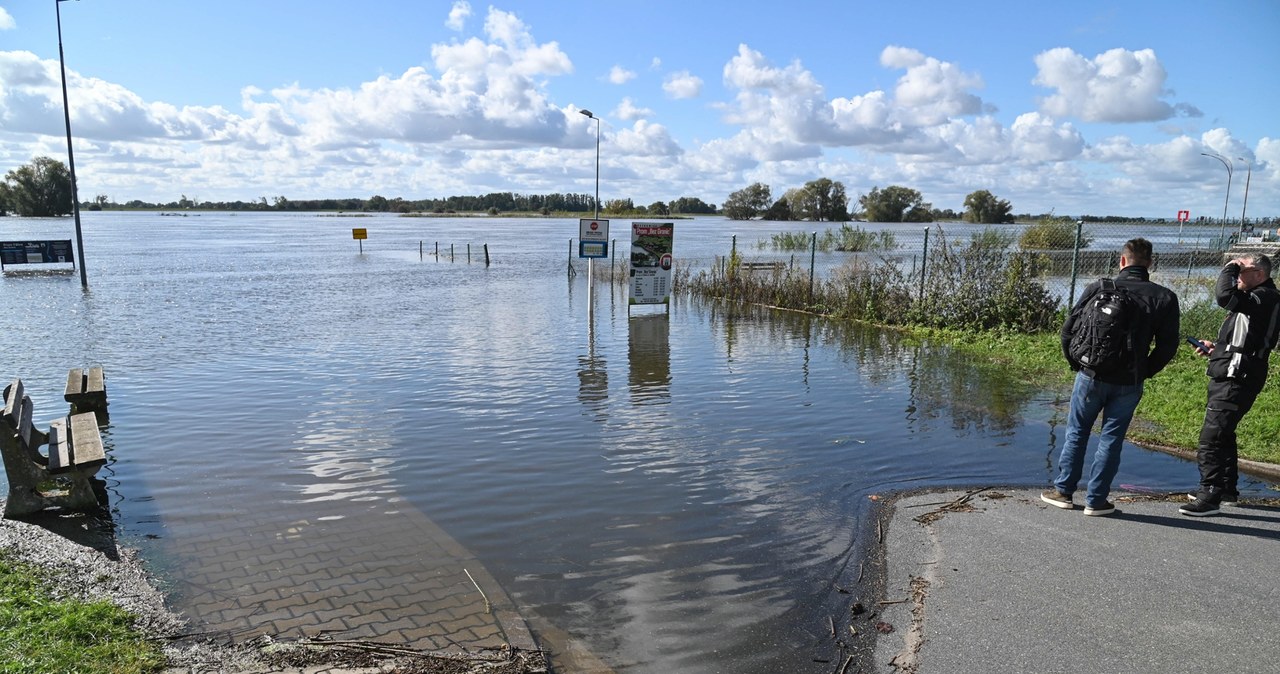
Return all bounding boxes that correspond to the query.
[352,228,368,240]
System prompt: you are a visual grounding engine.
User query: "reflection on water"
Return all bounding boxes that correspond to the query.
[0,213,1242,673]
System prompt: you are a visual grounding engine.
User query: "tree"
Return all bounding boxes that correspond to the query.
[801,178,849,221]
[2,156,74,217]
[722,182,772,220]
[761,196,793,221]
[963,190,1014,224]
[648,200,670,216]
[859,185,932,223]
[604,198,635,214]
[670,196,716,214]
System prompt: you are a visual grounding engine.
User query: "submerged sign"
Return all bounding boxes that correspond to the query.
[0,240,74,266]
[578,218,609,259]
[629,222,674,305]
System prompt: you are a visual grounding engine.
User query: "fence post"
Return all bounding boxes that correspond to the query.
[451,244,455,262]
[610,238,615,285]
[809,231,817,306]
[484,243,490,267]
[435,241,439,260]
[1068,220,1083,307]
[919,227,930,302]
[467,243,471,264]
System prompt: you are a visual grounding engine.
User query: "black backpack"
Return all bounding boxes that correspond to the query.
[1068,278,1137,374]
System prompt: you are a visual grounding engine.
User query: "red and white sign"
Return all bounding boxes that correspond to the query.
[1177,210,1190,222]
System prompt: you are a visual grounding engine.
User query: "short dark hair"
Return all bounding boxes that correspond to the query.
[1123,238,1153,267]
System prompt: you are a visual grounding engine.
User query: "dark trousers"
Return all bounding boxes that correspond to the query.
[1197,375,1265,494]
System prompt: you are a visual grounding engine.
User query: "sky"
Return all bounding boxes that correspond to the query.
[1,0,1277,218]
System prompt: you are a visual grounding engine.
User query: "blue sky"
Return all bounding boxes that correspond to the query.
[1,1,1277,218]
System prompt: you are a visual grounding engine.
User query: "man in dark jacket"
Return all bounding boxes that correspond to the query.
[1041,238,1180,516]
[1181,254,1280,516]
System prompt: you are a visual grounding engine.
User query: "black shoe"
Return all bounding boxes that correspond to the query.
[1179,498,1221,517]
[1083,501,1116,517]
[1186,491,1238,506]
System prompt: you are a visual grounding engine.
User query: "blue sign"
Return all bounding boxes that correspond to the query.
[579,240,609,259]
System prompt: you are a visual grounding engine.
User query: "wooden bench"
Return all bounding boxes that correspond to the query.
[64,366,108,416]
[1,379,107,518]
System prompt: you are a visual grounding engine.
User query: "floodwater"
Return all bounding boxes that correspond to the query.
[0,212,1262,672]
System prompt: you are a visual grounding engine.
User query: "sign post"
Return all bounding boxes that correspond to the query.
[352,227,367,254]
[579,219,609,313]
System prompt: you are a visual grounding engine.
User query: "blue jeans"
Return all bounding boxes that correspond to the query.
[1053,372,1143,508]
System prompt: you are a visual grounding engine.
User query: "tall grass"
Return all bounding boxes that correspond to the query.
[759,225,897,253]
[695,226,1061,333]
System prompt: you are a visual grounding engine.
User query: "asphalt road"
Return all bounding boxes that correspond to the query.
[873,488,1280,674]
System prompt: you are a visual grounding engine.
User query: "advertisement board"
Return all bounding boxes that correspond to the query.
[629,222,674,305]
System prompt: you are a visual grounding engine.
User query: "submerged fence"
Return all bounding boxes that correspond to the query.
[674,220,1279,333]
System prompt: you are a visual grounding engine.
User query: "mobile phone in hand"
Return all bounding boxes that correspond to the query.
[1185,336,1208,354]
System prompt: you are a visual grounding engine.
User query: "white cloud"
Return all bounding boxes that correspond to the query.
[1009,112,1085,162]
[662,71,703,99]
[0,7,15,30]
[608,65,636,84]
[614,97,653,121]
[612,120,682,157]
[445,1,471,31]
[1034,47,1176,123]
[880,45,984,125]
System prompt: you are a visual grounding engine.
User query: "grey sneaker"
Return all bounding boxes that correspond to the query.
[1041,489,1074,509]
[1083,501,1116,517]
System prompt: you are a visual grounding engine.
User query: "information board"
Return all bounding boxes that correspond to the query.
[629,222,674,305]
[0,240,74,267]
[579,218,609,259]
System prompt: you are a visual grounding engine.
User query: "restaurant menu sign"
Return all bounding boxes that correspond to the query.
[629,222,674,305]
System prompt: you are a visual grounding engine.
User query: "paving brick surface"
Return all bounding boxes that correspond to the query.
[162,495,536,656]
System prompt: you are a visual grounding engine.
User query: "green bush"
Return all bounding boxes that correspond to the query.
[1019,216,1091,250]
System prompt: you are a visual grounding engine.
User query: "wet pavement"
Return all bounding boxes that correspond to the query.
[162,496,537,658]
[873,487,1280,674]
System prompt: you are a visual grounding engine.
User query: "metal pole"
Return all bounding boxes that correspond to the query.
[1238,160,1252,232]
[56,0,88,288]
[808,231,817,306]
[919,228,929,303]
[1201,152,1233,244]
[1068,220,1083,307]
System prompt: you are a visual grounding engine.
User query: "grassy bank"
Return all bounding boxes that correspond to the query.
[0,554,166,673]
[902,327,1280,466]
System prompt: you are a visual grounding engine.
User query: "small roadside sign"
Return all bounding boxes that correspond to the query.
[352,228,368,239]
[579,218,609,259]
[1177,210,1190,222]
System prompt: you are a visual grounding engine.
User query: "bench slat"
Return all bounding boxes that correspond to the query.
[86,366,105,395]
[68,412,105,470]
[48,418,72,473]
[2,379,24,429]
[65,368,83,398]
[18,398,49,466]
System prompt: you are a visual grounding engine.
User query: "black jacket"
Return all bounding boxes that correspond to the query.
[1061,265,1181,385]
[1206,263,1280,382]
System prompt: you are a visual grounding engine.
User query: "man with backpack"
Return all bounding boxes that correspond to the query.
[1041,238,1180,516]
[1180,254,1280,516]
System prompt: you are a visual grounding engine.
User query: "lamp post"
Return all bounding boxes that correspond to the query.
[56,0,88,288]
[579,109,600,218]
[579,109,601,312]
[1237,157,1252,232]
[1201,152,1233,245]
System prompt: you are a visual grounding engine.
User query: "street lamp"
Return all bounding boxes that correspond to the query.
[579,109,600,218]
[56,0,88,288]
[1201,152,1233,245]
[1237,157,1252,232]
[578,109,602,314]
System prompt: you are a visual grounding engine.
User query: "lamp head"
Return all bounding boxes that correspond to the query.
[579,109,594,119]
